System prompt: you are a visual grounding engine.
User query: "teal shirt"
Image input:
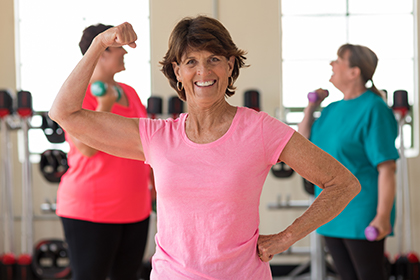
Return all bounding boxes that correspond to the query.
[311,90,399,239]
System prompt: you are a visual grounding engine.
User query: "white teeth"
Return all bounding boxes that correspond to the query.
[196,80,215,87]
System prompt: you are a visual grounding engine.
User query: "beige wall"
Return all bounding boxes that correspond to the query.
[0,0,419,262]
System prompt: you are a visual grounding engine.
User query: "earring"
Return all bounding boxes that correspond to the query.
[227,77,234,92]
[229,77,234,87]
[177,81,184,91]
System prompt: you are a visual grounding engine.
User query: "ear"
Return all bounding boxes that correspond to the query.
[172,61,181,81]
[227,56,235,76]
[350,66,361,80]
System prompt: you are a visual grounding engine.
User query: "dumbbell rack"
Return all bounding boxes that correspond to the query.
[0,89,71,279]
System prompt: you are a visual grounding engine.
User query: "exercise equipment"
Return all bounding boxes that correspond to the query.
[244,90,260,111]
[147,96,162,119]
[39,150,69,183]
[41,113,65,144]
[392,90,420,280]
[364,226,379,241]
[32,239,71,279]
[168,95,183,118]
[0,90,16,280]
[307,89,329,103]
[271,162,294,178]
[90,81,121,101]
[16,90,35,279]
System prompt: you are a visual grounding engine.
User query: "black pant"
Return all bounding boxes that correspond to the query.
[324,236,387,280]
[61,217,149,280]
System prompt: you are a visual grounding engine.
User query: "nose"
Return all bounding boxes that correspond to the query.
[197,63,211,76]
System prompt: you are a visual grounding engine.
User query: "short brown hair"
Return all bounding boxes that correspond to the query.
[160,16,248,101]
[79,24,113,55]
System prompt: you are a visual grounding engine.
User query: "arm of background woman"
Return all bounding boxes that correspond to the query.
[298,89,328,139]
[369,160,396,240]
[297,103,318,139]
[49,23,144,160]
[257,132,361,261]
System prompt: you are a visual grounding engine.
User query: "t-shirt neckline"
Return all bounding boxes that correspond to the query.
[181,106,241,148]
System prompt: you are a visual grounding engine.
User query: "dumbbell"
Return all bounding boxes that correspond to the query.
[364,226,379,241]
[392,90,410,117]
[168,95,183,118]
[147,96,162,119]
[91,81,121,101]
[244,90,260,111]
[0,89,13,117]
[271,162,294,178]
[307,89,329,103]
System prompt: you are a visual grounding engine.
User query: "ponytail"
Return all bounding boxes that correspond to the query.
[368,81,384,99]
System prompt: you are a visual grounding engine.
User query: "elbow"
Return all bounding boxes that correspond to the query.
[48,107,62,125]
[349,176,361,199]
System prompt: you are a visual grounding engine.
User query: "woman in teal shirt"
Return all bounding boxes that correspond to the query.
[299,44,399,280]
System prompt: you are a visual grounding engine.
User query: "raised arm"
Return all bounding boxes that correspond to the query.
[257,132,361,261]
[49,23,144,160]
[297,89,328,139]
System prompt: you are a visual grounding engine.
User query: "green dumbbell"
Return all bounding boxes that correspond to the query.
[91,81,121,101]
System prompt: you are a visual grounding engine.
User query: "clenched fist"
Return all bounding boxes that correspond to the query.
[97,22,138,50]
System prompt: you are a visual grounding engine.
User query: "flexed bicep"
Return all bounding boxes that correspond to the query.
[65,110,144,161]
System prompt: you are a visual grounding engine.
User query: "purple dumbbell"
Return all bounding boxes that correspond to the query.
[365,226,379,241]
[307,90,329,103]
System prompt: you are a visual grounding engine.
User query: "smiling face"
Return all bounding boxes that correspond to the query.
[172,49,235,105]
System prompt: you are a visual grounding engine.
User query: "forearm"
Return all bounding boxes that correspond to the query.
[290,177,359,237]
[257,133,361,261]
[49,38,106,125]
[376,161,397,220]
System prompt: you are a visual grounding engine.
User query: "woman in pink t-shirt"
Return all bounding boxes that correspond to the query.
[57,24,152,280]
[50,17,360,279]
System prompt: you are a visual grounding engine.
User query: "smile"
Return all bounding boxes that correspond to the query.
[195,80,215,87]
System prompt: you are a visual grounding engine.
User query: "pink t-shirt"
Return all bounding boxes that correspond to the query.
[139,106,295,279]
[57,83,151,223]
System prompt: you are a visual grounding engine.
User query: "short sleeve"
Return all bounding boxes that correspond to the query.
[139,118,163,164]
[364,103,399,167]
[261,113,295,165]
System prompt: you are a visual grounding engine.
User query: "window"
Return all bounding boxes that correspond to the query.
[280,0,417,155]
[15,0,151,156]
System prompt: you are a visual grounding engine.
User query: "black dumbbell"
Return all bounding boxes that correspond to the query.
[168,95,183,118]
[147,96,163,119]
[271,162,294,178]
[17,90,33,117]
[0,89,13,118]
[392,90,410,117]
[244,89,260,112]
